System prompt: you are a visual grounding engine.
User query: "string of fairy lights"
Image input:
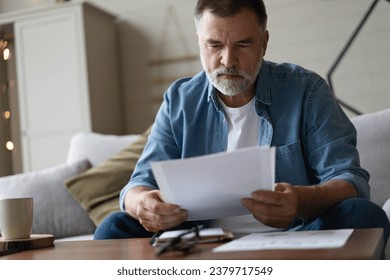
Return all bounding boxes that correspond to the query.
[0,38,14,157]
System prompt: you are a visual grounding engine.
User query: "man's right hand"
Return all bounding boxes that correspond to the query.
[124,186,187,233]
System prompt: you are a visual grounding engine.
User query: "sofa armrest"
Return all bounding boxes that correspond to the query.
[350,109,390,208]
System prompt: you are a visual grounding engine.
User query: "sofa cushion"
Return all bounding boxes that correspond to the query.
[0,160,96,239]
[350,108,390,208]
[67,132,139,167]
[64,126,152,226]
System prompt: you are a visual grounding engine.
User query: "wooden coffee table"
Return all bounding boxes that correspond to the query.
[0,228,384,260]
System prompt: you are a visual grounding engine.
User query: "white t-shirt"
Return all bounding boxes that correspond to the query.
[219,97,258,152]
[211,97,278,234]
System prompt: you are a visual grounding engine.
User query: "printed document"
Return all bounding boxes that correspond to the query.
[151,146,275,220]
[213,229,354,252]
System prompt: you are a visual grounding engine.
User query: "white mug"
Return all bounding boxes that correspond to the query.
[0,197,33,240]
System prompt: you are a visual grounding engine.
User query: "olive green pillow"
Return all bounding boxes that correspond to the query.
[64,126,152,226]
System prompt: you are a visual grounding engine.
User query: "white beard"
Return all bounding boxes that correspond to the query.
[202,56,262,97]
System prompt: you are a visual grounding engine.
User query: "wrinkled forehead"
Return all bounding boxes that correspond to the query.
[197,9,263,40]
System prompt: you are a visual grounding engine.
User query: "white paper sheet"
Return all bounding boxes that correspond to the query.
[151,146,275,220]
[213,229,354,252]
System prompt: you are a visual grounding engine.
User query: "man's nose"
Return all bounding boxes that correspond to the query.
[220,47,237,68]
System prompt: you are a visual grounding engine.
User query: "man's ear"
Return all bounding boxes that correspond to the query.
[262,30,269,55]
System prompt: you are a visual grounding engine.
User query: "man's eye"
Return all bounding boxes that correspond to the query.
[238,43,251,48]
[209,44,222,48]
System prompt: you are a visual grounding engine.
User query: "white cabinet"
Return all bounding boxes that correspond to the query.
[1,2,123,172]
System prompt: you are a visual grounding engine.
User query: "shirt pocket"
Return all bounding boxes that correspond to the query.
[275,139,311,185]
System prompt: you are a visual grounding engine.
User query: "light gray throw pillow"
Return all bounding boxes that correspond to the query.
[0,160,96,239]
[66,132,139,167]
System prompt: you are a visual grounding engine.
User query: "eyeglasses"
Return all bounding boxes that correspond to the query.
[150,225,204,256]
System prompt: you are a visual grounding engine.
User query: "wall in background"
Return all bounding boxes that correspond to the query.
[0,0,55,12]
[1,0,389,133]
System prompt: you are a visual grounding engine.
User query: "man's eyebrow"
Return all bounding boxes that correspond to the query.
[205,38,255,44]
[206,39,222,44]
[237,38,255,44]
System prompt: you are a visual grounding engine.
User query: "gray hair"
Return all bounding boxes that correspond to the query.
[194,0,268,31]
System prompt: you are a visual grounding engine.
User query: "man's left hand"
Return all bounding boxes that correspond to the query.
[242,182,300,228]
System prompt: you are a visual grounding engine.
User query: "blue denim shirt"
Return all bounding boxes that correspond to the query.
[120,60,370,210]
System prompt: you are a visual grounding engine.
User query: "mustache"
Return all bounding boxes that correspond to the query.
[212,67,253,80]
[214,67,242,76]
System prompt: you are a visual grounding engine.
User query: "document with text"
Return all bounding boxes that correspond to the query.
[151,146,275,220]
[213,229,354,252]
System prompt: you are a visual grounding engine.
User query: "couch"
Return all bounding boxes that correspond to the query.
[0,109,389,256]
[0,132,143,241]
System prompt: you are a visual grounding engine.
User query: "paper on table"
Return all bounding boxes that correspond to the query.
[213,229,354,252]
[151,146,275,220]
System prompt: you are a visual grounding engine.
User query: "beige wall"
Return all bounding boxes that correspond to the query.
[0,0,55,12]
[1,0,390,133]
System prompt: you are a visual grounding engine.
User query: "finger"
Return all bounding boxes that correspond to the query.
[138,203,185,224]
[274,182,290,192]
[140,209,187,232]
[242,198,295,228]
[160,210,188,230]
[144,199,182,216]
[252,212,293,228]
[141,190,182,216]
[243,197,298,220]
[251,190,284,206]
[242,197,286,216]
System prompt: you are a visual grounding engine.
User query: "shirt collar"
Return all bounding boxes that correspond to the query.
[255,60,271,106]
[207,79,222,111]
